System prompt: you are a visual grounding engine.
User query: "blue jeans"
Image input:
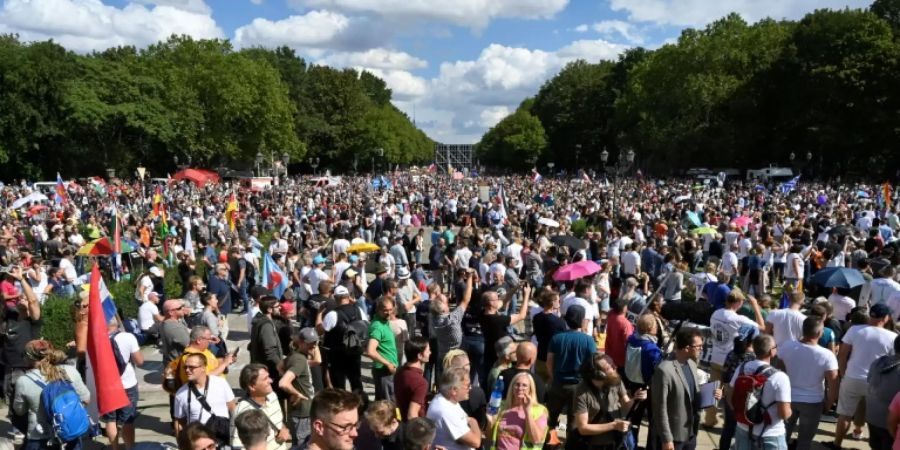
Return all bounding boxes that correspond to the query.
[461,334,485,388]
[735,427,787,450]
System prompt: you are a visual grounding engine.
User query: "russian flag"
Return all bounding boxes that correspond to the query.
[82,276,118,323]
[427,163,437,173]
[532,168,542,183]
[86,265,130,415]
[54,173,67,205]
[262,252,289,299]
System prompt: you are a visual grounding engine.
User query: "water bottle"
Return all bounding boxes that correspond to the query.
[487,375,504,415]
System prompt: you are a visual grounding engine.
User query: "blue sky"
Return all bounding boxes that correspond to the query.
[0,0,871,143]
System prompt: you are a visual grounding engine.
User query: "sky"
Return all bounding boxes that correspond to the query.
[0,0,872,144]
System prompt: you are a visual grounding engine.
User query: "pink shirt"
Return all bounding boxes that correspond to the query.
[495,406,548,450]
[890,392,900,450]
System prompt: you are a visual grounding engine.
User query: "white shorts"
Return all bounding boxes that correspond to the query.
[837,377,868,417]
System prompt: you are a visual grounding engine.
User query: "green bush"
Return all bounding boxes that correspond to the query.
[164,267,184,300]
[42,295,77,350]
[107,279,139,320]
[571,219,588,238]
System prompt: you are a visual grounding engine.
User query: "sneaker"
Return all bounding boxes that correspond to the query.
[851,430,863,440]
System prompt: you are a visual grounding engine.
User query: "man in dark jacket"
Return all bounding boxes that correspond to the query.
[866,335,900,450]
[249,296,284,397]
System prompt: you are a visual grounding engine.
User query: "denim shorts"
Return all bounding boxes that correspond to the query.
[735,427,787,450]
[100,386,139,425]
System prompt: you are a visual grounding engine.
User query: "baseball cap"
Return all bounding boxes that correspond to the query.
[149,266,164,277]
[313,255,327,265]
[344,269,358,280]
[397,267,411,280]
[334,286,350,297]
[349,255,359,263]
[280,301,296,317]
[870,303,892,319]
[295,327,319,344]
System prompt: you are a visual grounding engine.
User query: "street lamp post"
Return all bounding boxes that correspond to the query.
[372,148,383,174]
[575,144,582,169]
[309,157,320,175]
[282,152,290,180]
[547,162,555,177]
[600,148,609,173]
[255,152,263,177]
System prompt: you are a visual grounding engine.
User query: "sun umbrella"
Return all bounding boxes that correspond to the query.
[11,192,49,209]
[550,235,586,250]
[674,195,692,204]
[77,237,135,256]
[28,204,49,215]
[347,242,380,253]
[731,216,752,228]
[857,190,869,198]
[538,217,560,228]
[809,267,866,289]
[827,225,852,237]
[685,211,701,227]
[694,226,717,236]
[553,260,602,282]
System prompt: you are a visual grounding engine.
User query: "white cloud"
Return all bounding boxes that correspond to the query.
[0,0,223,53]
[574,24,589,33]
[480,106,510,128]
[609,0,871,27]
[363,68,429,101]
[131,0,211,14]
[233,10,389,53]
[288,0,568,29]
[590,20,644,44]
[250,0,263,4]
[318,48,427,71]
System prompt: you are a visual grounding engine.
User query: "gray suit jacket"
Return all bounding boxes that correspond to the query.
[650,358,701,444]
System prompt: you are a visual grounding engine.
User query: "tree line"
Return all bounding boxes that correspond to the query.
[0,35,433,180]
[477,0,900,178]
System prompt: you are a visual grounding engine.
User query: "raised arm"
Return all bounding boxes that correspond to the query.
[509,284,533,325]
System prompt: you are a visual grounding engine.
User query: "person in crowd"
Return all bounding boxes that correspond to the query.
[442,349,488,431]
[766,291,807,347]
[138,290,164,341]
[727,334,792,450]
[177,422,217,450]
[2,265,41,426]
[250,296,285,393]
[356,400,406,450]
[232,364,291,450]
[498,341,547,401]
[570,352,644,450]
[718,326,758,450]
[367,297,399,401]
[403,418,437,450]
[779,317,839,450]
[207,263,233,315]
[605,297,634,372]
[546,305,598,435]
[531,289,567,384]
[280,327,321,444]
[561,281,599,337]
[430,270,474,380]
[184,275,204,310]
[104,317,144,450]
[426,368,482,450]
[480,283,531,380]
[13,340,90,450]
[831,303,897,450]
[484,372,548,450]
[299,388,361,450]
[394,337,430,420]
[234,409,270,450]
[486,337,517,392]
[173,353,236,438]
[866,335,900,450]
[161,299,191,365]
[318,284,365,394]
[198,293,225,354]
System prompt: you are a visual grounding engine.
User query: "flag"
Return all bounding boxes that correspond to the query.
[497,186,508,220]
[262,253,289,299]
[90,177,107,196]
[183,226,194,259]
[581,170,591,184]
[152,186,162,217]
[716,171,727,187]
[427,163,437,173]
[226,193,238,232]
[86,265,129,415]
[531,168,542,183]
[158,204,169,239]
[779,175,800,194]
[54,173,67,205]
[112,208,123,281]
[884,182,893,210]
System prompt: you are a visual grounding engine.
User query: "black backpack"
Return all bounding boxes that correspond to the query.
[336,305,369,355]
[109,332,128,375]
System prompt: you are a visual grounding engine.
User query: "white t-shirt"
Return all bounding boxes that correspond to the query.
[730,360,791,437]
[621,251,641,275]
[784,253,803,279]
[135,275,153,303]
[778,340,838,403]
[561,296,597,336]
[112,331,141,389]
[59,258,78,283]
[426,394,474,450]
[173,376,235,424]
[721,252,738,277]
[138,301,160,331]
[710,309,759,365]
[842,325,897,380]
[766,309,806,346]
[828,294,856,322]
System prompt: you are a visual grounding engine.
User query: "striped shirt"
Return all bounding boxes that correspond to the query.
[232,392,287,450]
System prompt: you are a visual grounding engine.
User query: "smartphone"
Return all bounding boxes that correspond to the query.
[231,347,241,358]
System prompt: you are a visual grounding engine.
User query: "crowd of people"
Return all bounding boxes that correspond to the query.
[0,172,899,450]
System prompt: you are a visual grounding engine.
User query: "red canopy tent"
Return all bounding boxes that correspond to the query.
[172,168,221,187]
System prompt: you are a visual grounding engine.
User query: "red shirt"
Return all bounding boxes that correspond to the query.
[605,311,634,369]
[393,365,427,420]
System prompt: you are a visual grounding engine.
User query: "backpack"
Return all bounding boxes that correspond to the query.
[624,343,645,385]
[109,332,128,375]
[732,362,778,427]
[337,305,369,355]
[27,374,91,442]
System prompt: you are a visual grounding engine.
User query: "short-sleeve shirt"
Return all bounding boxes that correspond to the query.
[284,352,314,417]
[532,312,567,361]
[573,381,627,446]
[138,301,159,331]
[778,340,837,403]
[730,360,791,437]
[548,331,597,383]
[495,405,548,450]
[173,377,235,424]
[766,309,806,346]
[368,318,398,369]
[710,309,759,365]
[231,393,287,450]
[841,324,897,380]
[112,332,141,389]
[394,365,427,420]
[427,394,474,450]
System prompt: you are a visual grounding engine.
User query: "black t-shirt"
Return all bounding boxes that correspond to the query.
[532,311,568,361]
[461,292,484,337]
[480,314,511,361]
[461,385,488,429]
[499,367,547,402]
[2,310,42,368]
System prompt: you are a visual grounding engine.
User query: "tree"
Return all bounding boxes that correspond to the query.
[476,105,547,170]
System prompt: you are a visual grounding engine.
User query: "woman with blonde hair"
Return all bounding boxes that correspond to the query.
[484,372,548,450]
[13,340,91,450]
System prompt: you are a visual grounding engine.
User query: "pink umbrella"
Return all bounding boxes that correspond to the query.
[731,215,752,228]
[553,260,602,282]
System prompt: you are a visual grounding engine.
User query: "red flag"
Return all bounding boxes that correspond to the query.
[86,265,129,415]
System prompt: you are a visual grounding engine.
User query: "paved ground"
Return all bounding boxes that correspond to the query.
[0,308,873,450]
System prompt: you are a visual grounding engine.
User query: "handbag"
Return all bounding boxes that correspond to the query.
[189,383,231,444]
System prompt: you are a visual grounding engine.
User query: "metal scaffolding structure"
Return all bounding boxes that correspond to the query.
[434,143,474,173]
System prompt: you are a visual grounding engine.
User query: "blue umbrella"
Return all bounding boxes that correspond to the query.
[686,211,701,227]
[809,267,866,289]
[857,190,870,198]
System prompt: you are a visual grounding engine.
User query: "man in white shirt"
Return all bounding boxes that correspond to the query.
[138,292,163,339]
[173,353,236,435]
[765,292,806,346]
[307,256,328,297]
[779,317,838,450]
[831,304,898,450]
[720,244,739,280]
[728,334,792,450]
[426,368,481,450]
[863,267,900,307]
[560,282,598,336]
[620,244,641,278]
[104,318,144,450]
[707,289,765,427]
[827,288,856,323]
[504,237,524,272]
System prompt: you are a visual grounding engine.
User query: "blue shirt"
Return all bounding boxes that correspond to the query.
[704,282,731,310]
[548,331,597,384]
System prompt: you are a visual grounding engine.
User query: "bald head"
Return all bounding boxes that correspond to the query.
[515,342,537,368]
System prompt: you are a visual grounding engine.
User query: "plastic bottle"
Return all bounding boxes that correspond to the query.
[487,375,504,415]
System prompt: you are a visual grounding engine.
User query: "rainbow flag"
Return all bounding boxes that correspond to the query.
[225,193,238,232]
[151,186,162,217]
[54,173,67,205]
